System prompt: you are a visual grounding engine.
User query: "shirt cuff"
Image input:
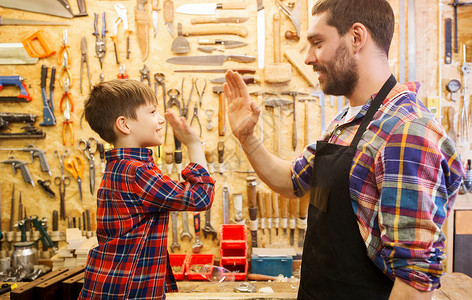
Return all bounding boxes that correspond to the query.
[181,163,216,184]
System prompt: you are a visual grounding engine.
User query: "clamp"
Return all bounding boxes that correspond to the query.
[140,64,151,86]
[111,4,132,64]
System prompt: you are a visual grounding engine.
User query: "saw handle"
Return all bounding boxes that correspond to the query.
[22,30,55,58]
[182,26,248,37]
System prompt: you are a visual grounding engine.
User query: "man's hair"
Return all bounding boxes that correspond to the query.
[84,79,157,144]
[312,0,394,56]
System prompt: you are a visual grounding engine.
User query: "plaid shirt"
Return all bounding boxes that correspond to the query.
[79,148,215,299]
[292,82,463,291]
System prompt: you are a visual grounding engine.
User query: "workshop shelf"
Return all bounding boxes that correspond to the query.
[169,254,187,280]
[186,254,215,281]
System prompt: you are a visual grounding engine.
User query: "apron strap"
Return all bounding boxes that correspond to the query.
[351,74,397,148]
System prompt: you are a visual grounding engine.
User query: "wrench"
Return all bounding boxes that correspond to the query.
[202,208,217,240]
[192,212,203,253]
[180,211,193,241]
[170,211,180,252]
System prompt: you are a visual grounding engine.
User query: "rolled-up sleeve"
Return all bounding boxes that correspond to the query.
[133,163,216,212]
[292,144,317,197]
[377,118,462,291]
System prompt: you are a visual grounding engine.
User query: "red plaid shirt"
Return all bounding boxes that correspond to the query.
[79,148,215,299]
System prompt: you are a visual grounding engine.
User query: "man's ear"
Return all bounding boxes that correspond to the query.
[115,116,131,135]
[350,22,368,54]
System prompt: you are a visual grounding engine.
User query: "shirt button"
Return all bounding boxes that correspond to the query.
[335,129,342,135]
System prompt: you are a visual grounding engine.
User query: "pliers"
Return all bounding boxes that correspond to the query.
[165,88,181,143]
[140,64,151,86]
[93,12,107,69]
[181,78,194,119]
[62,79,74,146]
[60,78,74,114]
[57,29,71,66]
[80,37,91,95]
[117,64,129,79]
[195,78,207,107]
[190,101,202,137]
[59,51,73,88]
[111,4,132,64]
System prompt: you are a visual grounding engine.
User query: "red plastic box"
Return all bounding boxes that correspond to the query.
[186,254,215,280]
[220,257,248,281]
[169,254,187,280]
[220,246,248,258]
[220,224,247,250]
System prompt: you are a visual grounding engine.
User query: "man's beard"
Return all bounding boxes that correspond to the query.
[313,41,359,97]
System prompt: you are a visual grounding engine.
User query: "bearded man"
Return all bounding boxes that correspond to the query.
[224,0,463,299]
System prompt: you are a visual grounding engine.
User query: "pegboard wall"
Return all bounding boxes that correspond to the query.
[0,0,470,263]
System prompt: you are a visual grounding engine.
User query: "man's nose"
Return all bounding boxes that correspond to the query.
[304,47,317,65]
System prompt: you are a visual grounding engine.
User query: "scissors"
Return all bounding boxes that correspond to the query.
[65,155,85,202]
[78,137,98,195]
[54,150,70,220]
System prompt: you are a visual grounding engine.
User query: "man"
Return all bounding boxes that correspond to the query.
[223,0,463,299]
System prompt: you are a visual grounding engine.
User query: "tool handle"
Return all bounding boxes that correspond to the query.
[193,212,201,234]
[289,197,297,219]
[247,177,257,208]
[174,136,182,164]
[299,193,310,218]
[292,99,297,151]
[35,151,51,174]
[93,13,99,36]
[264,192,272,218]
[163,0,174,23]
[222,186,230,224]
[152,0,159,11]
[192,17,242,24]
[102,12,107,36]
[218,92,225,136]
[41,65,47,89]
[280,195,288,218]
[272,192,279,218]
[183,26,248,37]
[205,150,215,163]
[257,190,265,218]
[86,209,91,231]
[227,55,256,63]
[50,67,56,94]
[247,273,278,281]
[52,210,58,231]
[219,2,246,9]
[76,0,88,17]
[217,141,224,163]
[273,12,281,63]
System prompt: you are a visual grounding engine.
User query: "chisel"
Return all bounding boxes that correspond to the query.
[289,197,297,246]
[272,192,279,236]
[247,177,258,248]
[257,191,266,244]
[280,195,288,237]
[264,191,272,244]
[298,193,310,247]
[9,184,14,231]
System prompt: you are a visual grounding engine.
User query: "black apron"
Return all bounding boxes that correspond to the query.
[298,75,397,300]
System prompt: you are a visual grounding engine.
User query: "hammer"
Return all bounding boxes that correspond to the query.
[282,91,308,151]
[250,91,278,142]
[212,85,225,136]
[264,98,292,156]
[298,97,317,147]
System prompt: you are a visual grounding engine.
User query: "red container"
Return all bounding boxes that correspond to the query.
[220,224,248,250]
[220,257,248,281]
[169,254,187,280]
[186,254,215,280]
[220,246,247,258]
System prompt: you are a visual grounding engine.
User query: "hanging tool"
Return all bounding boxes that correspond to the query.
[195,78,207,107]
[59,51,72,89]
[181,78,194,119]
[191,16,249,24]
[0,16,69,26]
[18,191,23,223]
[117,64,129,79]
[192,212,203,253]
[135,0,150,61]
[298,98,317,147]
[78,137,98,195]
[163,0,175,37]
[217,141,228,174]
[164,151,173,175]
[40,65,56,126]
[205,150,215,173]
[64,155,84,202]
[171,23,190,54]
[181,212,193,241]
[205,109,215,131]
[166,54,256,66]
[0,43,38,65]
[210,76,256,84]
[264,191,272,244]
[202,207,217,240]
[181,25,248,37]
[462,44,471,142]
[250,91,277,143]
[265,11,291,83]
[257,190,266,245]
[0,0,73,18]
[198,46,224,54]
[247,177,258,248]
[311,90,326,135]
[212,86,226,136]
[284,47,319,87]
[80,37,91,95]
[443,106,457,142]
[298,193,310,247]
[165,88,181,143]
[37,179,56,199]
[9,184,15,232]
[233,193,243,223]
[0,113,45,139]
[111,4,132,64]
[0,75,32,102]
[93,12,107,69]
[190,101,203,137]
[0,145,51,175]
[75,0,88,17]
[174,68,256,74]
[139,64,151,86]
[152,0,159,38]
[282,91,308,151]
[280,195,288,237]
[448,1,472,54]
[57,29,71,67]
[264,98,291,156]
[97,143,106,173]
[272,192,279,236]
[256,0,264,69]
[170,211,180,252]
[446,79,461,102]
[275,0,301,38]
[289,197,297,246]
[445,18,452,64]
[60,78,74,146]
[54,149,70,220]
[176,2,246,15]
[154,73,166,126]
[21,30,56,58]
[1,156,34,186]
[222,185,230,224]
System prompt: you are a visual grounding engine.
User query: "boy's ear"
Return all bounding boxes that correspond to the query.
[115,116,131,135]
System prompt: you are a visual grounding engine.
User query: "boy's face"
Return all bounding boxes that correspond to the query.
[128,103,165,147]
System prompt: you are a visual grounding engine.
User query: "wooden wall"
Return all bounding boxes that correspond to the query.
[0,0,470,266]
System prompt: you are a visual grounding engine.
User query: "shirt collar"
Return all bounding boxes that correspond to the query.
[105,147,154,163]
[334,81,421,124]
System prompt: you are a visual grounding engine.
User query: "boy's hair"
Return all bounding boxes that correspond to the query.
[312,0,394,57]
[84,79,157,144]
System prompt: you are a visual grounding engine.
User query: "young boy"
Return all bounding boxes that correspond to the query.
[79,79,215,299]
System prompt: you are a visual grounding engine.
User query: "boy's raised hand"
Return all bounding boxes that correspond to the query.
[165,110,200,147]
[224,70,261,144]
